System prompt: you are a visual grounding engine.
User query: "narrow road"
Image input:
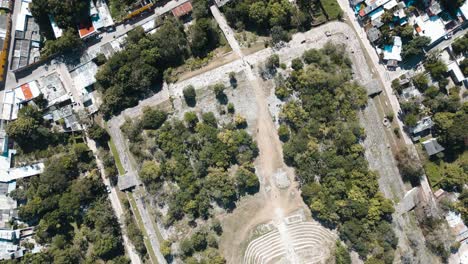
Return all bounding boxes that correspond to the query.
[86,136,142,264]
[107,119,166,264]
[336,0,412,145]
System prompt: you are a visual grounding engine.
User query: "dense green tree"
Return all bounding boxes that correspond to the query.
[452,34,468,55]
[139,161,162,192]
[192,0,210,19]
[291,58,304,71]
[412,73,429,91]
[88,123,109,144]
[141,107,167,130]
[395,148,423,185]
[266,54,280,70]
[278,124,290,141]
[335,241,351,264]
[402,36,431,59]
[433,109,468,153]
[235,166,259,195]
[271,26,289,44]
[97,17,189,117]
[94,234,121,259]
[190,18,220,58]
[184,111,199,129]
[41,29,84,58]
[425,55,448,81]
[278,44,396,262]
[459,58,468,75]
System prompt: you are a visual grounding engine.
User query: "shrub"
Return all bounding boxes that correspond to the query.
[183,85,197,107]
[278,124,290,142]
[291,58,304,71]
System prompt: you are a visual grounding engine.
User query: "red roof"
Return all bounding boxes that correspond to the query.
[20,83,33,100]
[172,2,193,18]
[78,20,95,38]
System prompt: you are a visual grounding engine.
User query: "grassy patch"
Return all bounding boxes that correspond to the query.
[109,139,125,175]
[128,193,159,264]
[320,0,342,20]
[424,161,443,188]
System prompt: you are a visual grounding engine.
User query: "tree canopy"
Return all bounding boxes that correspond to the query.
[278,43,396,262]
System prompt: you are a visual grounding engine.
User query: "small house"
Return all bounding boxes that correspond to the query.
[422,138,445,156]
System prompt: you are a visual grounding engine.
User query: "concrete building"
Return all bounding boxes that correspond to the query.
[1,81,40,120]
[367,27,382,43]
[77,0,114,39]
[413,14,447,45]
[1,72,72,121]
[11,0,41,71]
[382,36,402,68]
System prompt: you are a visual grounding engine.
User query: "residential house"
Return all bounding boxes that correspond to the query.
[409,116,434,141]
[400,85,422,102]
[367,27,382,43]
[383,36,403,68]
[422,138,445,156]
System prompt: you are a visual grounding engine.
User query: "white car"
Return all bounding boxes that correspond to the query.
[106,186,112,194]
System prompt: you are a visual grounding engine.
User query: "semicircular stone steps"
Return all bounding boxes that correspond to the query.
[244,221,336,264]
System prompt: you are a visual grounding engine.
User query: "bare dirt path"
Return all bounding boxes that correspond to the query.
[211,6,334,264]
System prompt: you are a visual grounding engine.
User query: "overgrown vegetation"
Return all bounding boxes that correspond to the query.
[452,33,468,56]
[222,0,316,43]
[6,105,69,153]
[278,43,396,262]
[120,107,259,261]
[6,130,127,263]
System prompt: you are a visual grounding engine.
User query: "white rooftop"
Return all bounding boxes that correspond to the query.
[383,36,402,61]
[369,7,385,21]
[15,0,32,32]
[1,81,40,121]
[460,1,468,20]
[383,0,398,10]
[415,15,446,44]
[0,148,44,183]
[70,61,98,91]
[91,0,114,30]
